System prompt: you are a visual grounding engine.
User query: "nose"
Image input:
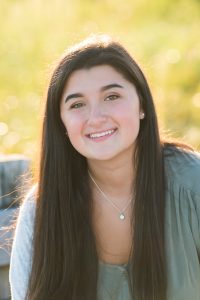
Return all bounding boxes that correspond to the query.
[86,104,107,127]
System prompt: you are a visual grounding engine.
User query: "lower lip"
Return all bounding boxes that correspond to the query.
[86,129,117,142]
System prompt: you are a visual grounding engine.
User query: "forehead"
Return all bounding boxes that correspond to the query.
[62,65,132,94]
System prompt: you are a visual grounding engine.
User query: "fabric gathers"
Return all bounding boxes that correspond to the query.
[9,149,200,300]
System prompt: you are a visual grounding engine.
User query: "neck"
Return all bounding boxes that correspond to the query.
[87,155,135,200]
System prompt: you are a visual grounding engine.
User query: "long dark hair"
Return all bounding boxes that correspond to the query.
[27,35,167,300]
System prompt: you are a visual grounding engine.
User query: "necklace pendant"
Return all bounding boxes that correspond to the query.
[119,213,125,220]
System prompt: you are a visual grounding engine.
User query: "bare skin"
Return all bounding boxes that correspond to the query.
[88,146,135,265]
[92,186,133,265]
[60,65,144,264]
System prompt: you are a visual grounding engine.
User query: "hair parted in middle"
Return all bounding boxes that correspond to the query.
[28,35,167,300]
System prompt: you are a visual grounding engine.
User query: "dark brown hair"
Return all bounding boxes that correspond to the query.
[27,35,167,300]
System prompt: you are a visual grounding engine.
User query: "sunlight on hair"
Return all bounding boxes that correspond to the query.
[68,34,113,54]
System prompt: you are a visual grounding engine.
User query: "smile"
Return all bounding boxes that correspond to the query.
[87,129,117,139]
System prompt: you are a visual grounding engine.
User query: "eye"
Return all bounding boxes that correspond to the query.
[70,102,85,109]
[105,94,119,101]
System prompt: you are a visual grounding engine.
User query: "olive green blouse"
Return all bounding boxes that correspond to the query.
[9,148,200,300]
[97,149,200,300]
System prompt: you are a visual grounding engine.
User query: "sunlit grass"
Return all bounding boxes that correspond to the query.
[0,0,200,160]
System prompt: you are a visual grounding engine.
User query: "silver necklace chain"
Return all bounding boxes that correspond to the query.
[88,171,132,221]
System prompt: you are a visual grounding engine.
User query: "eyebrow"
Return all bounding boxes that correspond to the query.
[64,83,123,103]
[100,83,123,91]
[64,93,83,103]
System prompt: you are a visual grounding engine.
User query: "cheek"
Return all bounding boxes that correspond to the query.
[117,106,141,141]
[124,117,140,137]
[61,114,84,145]
[116,104,140,125]
[62,117,84,151]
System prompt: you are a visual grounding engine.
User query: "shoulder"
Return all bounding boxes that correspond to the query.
[12,184,37,251]
[16,184,37,233]
[164,146,200,195]
[9,185,37,299]
[11,184,37,262]
[20,185,37,217]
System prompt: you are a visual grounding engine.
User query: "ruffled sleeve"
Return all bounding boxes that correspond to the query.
[164,149,200,300]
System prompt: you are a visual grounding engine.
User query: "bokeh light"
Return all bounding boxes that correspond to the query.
[0,0,200,160]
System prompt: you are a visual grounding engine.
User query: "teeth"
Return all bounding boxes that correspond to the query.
[89,129,115,139]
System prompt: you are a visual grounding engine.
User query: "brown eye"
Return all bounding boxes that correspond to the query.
[105,94,119,101]
[70,102,84,109]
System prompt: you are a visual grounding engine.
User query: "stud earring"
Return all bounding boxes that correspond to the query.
[140,112,145,119]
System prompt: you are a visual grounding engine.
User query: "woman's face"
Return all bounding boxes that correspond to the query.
[60,64,144,163]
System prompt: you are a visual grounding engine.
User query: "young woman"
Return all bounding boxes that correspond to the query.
[9,35,200,300]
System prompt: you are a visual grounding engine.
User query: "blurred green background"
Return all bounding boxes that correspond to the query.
[0,0,200,161]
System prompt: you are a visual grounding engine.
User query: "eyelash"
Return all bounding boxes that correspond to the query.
[69,94,119,109]
[105,94,119,101]
[70,102,84,109]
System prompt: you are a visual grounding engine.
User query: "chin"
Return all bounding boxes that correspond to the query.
[86,151,121,162]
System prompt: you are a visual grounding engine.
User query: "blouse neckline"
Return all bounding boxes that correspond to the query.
[99,260,129,269]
